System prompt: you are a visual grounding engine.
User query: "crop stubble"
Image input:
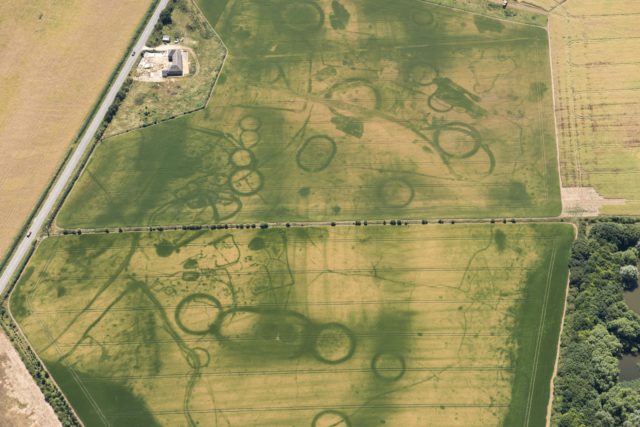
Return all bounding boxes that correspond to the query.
[549,0,640,214]
[0,0,152,256]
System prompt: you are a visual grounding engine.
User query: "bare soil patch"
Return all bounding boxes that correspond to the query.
[0,331,59,427]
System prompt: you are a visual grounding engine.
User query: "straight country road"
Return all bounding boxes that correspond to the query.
[0,0,170,294]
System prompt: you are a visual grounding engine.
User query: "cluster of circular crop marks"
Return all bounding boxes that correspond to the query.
[175,295,357,364]
[228,115,264,196]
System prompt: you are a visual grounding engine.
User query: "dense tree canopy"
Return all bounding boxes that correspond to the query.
[552,221,640,426]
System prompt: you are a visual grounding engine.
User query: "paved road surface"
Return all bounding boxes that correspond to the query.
[0,0,170,293]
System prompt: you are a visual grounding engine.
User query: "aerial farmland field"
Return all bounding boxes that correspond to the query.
[10,224,572,426]
[547,0,640,215]
[57,0,560,229]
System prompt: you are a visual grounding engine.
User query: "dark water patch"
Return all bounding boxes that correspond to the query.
[621,289,640,378]
[624,288,640,315]
[620,354,640,381]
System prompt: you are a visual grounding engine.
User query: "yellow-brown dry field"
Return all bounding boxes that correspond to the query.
[0,0,152,259]
[10,224,573,426]
[545,0,640,215]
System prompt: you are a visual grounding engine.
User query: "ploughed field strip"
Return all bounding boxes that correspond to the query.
[10,224,572,426]
[57,0,559,229]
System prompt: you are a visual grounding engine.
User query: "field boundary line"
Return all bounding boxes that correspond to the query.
[415,0,548,29]
[523,244,557,427]
[546,15,566,213]
[50,217,578,239]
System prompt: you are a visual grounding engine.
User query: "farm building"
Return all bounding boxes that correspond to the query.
[162,49,184,77]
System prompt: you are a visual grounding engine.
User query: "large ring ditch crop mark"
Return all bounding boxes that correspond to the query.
[239,115,262,131]
[371,352,406,381]
[428,92,454,113]
[281,1,325,33]
[240,130,260,148]
[311,409,352,427]
[325,78,382,113]
[175,294,223,336]
[296,135,337,173]
[230,148,256,168]
[433,122,482,159]
[411,8,435,27]
[229,168,264,196]
[311,322,356,364]
[377,178,415,208]
[407,62,438,86]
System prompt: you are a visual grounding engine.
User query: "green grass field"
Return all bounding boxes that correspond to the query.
[57,0,560,229]
[10,224,572,426]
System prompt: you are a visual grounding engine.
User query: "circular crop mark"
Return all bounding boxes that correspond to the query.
[296,135,337,172]
[434,123,481,159]
[229,168,264,196]
[175,294,222,335]
[312,410,351,427]
[239,116,261,131]
[193,348,210,367]
[281,1,325,32]
[211,193,242,222]
[253,62,281,83]
[240,130,260,148]
[186,193,209,209]
[230,149,255,168]
[378,178,415,208]
[448,145,495,178]
[428,94,453,113]
[371,352,406,381]
[411,9,435,27]
[312,323,356,364]
[408,63,437,86]
[325,79,381,112]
